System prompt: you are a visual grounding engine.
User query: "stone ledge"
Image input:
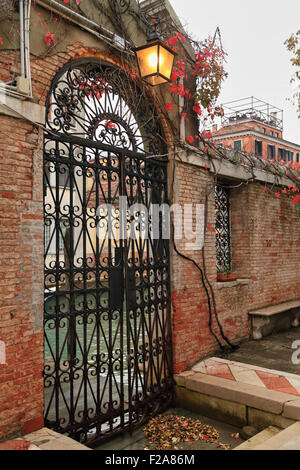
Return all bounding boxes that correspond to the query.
[180,150,294,189]
[175,386,247,428]
[233,425,280,450]
[215,279,251,289]
[249,299,300,316]
[283,399,300,421]
[0,94,45,125]
[23,427,90,451]
[175,385,297,431]
[185,373,300,415]
[247,407,295,430]
[249,301,300,339]
[174,370,195,387]
[253,421,300,450]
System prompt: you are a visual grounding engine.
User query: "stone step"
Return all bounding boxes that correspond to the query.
[253,422,300,450]
[234,426,280,450]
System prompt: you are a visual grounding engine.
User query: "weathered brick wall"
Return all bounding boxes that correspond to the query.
[0,34,299,440]
[171,160,300,373]
[0,116,44,439]
[247,184,300,305]
[0,37,174,439]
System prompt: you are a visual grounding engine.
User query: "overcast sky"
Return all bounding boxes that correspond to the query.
[170,0,300,144]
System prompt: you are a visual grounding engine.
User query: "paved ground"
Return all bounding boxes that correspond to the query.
[95,330,300,451]
[94,408,244,451]
[217,328,300,375]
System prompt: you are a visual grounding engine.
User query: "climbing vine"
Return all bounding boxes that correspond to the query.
[285,30,300,119]
[0,0,299,208]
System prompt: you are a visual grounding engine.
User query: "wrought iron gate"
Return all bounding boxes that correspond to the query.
[43,59,172,445]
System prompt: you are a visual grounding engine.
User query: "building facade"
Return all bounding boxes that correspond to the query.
[211,97,300,164]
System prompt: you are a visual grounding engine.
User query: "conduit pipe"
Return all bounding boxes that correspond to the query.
[24,0,32,95]
[19,0,25,77]
[35,0,132,53]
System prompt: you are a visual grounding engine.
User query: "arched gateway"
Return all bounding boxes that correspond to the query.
[43,58,172,445]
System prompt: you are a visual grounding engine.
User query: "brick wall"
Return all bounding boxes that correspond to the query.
[0,116,44,439]
[171,160,300,373]
[0,37,300,439]
[0,38,174,440]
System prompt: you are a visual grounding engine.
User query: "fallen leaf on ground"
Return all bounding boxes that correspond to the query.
[218,443,231,451]
[144,414,221,450]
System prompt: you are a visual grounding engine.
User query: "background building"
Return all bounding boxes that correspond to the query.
[211,96,300,163]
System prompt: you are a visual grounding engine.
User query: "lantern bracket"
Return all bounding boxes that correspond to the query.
[147,30,163,43]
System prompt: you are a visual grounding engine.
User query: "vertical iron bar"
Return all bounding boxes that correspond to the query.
[68,142,76,428]
[95,148,101,434]
[54,139,60,426]
[82,145,88,429]
[118,151,125,431]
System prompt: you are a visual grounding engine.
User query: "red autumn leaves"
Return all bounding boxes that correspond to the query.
[104,120,116,129]
[164,32,226,148]
[44,32,55,46]
[261,185,300,209]
[292,195,300,204]
[165,102,174,112]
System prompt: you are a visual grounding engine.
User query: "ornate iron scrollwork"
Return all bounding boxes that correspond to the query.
[43,58,172,446]
[46,59,167,156]
[215,184,231,272]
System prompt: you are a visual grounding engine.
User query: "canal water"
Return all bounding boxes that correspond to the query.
[44,288,148,432]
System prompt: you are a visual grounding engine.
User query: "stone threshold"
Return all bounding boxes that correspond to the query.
[253,421,300,450]
[175,358,300,430]
[0,428,91,451]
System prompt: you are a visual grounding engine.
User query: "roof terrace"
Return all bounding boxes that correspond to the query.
[221,96,283,131]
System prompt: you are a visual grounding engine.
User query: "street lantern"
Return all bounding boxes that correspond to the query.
[134,32,176,86]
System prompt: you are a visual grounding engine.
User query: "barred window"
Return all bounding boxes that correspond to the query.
[215,184,231,272]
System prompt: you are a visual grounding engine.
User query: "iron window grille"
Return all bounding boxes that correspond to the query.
[215,184,231,272]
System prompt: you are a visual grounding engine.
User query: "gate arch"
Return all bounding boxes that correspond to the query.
[43,58,172,445]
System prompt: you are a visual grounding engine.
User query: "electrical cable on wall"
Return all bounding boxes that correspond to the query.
[170,158,239,352]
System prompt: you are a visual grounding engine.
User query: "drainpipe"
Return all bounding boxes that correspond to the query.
[19,0,25,77]
[179,77,185,143]
[14,0,31,96]
[35,0,131,52]
[0,2,30,99]
[24,0,32,96]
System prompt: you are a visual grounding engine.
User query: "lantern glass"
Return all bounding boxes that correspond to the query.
[159,45,175,80]
[134,40,176,86]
